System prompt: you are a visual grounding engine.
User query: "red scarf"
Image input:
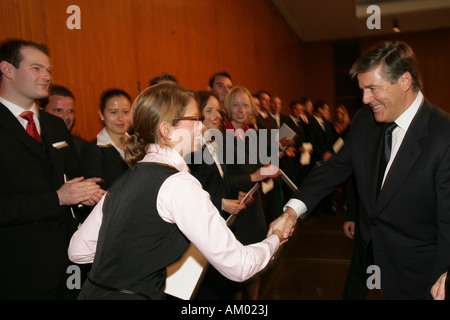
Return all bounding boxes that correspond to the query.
[224,120,251,140]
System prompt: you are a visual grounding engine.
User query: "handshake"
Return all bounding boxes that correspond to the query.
[267,207,298,244]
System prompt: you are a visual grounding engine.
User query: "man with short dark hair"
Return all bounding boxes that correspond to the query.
[41,84,88,157]
[270,41,450,299]
[0,39,103,299]
[208,71,232,104]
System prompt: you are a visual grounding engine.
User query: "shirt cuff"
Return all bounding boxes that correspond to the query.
[264,234,281,254]
[283,198,308,219]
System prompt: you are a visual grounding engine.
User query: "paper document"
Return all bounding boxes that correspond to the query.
[300,142,313,165]
[279,123,297,151]
[333,137,344,153]
[164,244,209,300]
[280,169,299,193]
[165,182,260,300]
[226,182,260,226]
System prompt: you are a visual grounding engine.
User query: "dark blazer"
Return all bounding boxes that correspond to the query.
[0,104,80,298]
[80,140,129,191]
[307,116,336,163]
[223,127,268,245]
[71,134,89,160]
[280,114,307,151]
[293,100,450,299]
[279,114,309,188]
[189,141,229,219]
[255,112,273,131]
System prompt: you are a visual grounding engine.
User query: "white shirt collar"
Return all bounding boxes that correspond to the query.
[96,127,128,159]
[0,95,39,118]
[394,91,423,132]
[0,96,40,133]
[141,144,189,173]
[259,110,268,117]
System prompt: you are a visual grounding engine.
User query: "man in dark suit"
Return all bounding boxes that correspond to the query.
[308,100,337,164]
[306,100,338,216]
[269,41,450,299]
[41,84,88,159]
[279,100,310,198]
[0,39,104,299]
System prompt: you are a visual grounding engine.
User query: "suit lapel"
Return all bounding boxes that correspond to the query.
[374,101,429,216]
[365,123,385,215]
[0,103,48,160]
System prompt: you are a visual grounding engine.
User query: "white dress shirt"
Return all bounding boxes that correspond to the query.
[68,144,279,282]
[285,91,424,219]
[381,91,423,186]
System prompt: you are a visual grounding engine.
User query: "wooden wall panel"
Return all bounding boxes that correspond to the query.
[0,0,47,43]
[1,0,305,140]
[131,0,305,110]
[41,0,139,140]
[131,0,221,91]
[302,41,335,108]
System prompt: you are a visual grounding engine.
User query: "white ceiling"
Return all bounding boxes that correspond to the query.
[271,0,450,42]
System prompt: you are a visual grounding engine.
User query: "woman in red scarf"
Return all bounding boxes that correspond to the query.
[222,86,280,299]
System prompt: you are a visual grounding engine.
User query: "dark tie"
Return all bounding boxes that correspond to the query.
[378,122,397,193]
[383,122,397,165]
[20,111,41,142]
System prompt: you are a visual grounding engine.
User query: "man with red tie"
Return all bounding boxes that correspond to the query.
[0,39,104,299]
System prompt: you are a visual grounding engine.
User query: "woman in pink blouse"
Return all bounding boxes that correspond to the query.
[68,83,287,300]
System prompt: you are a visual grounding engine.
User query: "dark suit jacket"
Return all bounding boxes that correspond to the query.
[71,134,89,160]
[293,100,450,299]
[189,141,229,219]
[0,104,80,298]
[223,128,268,245]
[80,140,129,191]
[279,114,309,187]
[307,116,336,163]
[280,114,307,151]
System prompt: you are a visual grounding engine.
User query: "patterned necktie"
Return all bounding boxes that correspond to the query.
[20,111,41,142]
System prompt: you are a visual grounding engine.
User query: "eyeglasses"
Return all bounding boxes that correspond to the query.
[174,115,202,123]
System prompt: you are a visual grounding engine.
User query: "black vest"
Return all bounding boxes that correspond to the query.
[80,163,190,299]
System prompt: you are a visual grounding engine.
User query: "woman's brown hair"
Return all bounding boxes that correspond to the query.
[124,83,195,167]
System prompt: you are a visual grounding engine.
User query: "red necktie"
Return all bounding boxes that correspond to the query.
[265,117,272,129]
[20,111,42,142]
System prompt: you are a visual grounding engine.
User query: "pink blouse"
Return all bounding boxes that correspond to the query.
[68,144,279,282]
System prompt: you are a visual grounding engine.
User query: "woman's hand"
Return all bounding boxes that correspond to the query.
[222,199,246,215]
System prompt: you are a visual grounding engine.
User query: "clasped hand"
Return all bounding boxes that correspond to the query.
[267,207,298,244]
[57,176,106,206]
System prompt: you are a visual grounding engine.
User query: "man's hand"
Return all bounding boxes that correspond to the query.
[343,221,355,240]
[431,272,447,300]
[267,206,298,244]
[57,177,104,206]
